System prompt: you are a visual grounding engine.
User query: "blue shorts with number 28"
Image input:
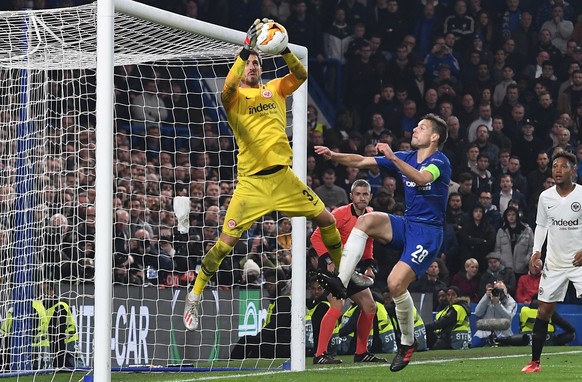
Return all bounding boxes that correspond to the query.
[388,215,444,277]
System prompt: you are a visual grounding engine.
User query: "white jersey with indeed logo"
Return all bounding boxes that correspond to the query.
[536,185,582,270]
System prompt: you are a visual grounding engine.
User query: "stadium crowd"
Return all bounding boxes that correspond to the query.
[3,0,581,354]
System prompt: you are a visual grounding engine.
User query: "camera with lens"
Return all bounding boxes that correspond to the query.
[491,287,502,297]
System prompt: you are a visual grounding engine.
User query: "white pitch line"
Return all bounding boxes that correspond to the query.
[153,350,582,381]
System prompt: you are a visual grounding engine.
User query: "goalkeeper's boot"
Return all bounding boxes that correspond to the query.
[183,292,201,331]
[390,339,418,372]
[350,271,374,288]
[316,271,347,299]
[521,360,541,373]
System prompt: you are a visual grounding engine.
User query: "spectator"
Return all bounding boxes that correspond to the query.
[471,152,494,193]
[557,69,582,116]
[493,66,517,108]
[443,1,475,51]
[538,61,561,102]
[442,116,466,165]
[489,115,512,154]
[474,10,501,52]
[539,4,573,54]
[425,35,461,79]
[451,258,481,303]
[494,206,534,281]
[412,1,442,58]
[511,11,537,64]
[534,29,563,70]
[457,172,479,212]
[315,168,349,209]
[526,152,552,204]
[458,204,496,273]
[345,42,380,111]
[492,173,527,216]
[445,191,466,234]
[368,0,409,59]
[130,79,169,125]
[473,125,500,173]
[478,190,501,230]
[472,280,517,347]
[467,101,493,143]
[368,83,400,127]
[397,99,419,139]
[409,261,448,311]
[363,113,390,146]
[506,155,529,195]
[424,285,472,350]
[515,259,542,304]
[498,0,522,41]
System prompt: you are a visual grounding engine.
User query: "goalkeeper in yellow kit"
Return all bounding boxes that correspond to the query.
[183,19,344,330]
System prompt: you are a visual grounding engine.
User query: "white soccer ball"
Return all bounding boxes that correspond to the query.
[256,22,288,55]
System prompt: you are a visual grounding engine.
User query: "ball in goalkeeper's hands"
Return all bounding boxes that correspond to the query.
[256,21,288,55]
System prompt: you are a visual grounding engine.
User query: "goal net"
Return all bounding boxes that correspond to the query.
[0,0,307,378]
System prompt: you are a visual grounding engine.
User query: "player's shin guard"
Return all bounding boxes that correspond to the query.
[337,228,368,287]
[394,291,415,346]
[531,318,549,362]
[193,240,233,295]
[320,223,343,266]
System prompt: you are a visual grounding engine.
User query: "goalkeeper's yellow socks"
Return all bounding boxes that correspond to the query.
[193,239,233,295]
[320,223,343,266]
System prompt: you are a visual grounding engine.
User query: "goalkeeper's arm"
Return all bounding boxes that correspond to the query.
[280,48,307,82]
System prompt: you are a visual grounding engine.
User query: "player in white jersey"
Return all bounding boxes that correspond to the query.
[521,151,582,373]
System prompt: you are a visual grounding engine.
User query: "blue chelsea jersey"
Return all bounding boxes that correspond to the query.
[375,150,451,225]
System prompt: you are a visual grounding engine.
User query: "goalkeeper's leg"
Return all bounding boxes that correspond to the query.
[183,238,234,331]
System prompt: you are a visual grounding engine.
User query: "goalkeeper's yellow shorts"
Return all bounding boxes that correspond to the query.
[222,165,325,238]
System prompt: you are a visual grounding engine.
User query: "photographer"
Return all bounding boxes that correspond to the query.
[471,280,517,347]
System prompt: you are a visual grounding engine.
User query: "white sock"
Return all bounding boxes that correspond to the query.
[337,228,368,287]
[394,290,415,346]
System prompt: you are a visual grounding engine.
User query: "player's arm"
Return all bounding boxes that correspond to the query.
[281,48,307,94]
[221,19,264,107]
[221,58,245,109]
[376,143,435,185]
[531,195,548,265]
[314,145,378,169]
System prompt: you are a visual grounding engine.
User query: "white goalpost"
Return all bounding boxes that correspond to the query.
[0,0,308,379]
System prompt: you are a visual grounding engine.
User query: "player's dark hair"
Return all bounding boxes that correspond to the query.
[350,179,371,193]
[423,113,448,146]
[552,150,577,167]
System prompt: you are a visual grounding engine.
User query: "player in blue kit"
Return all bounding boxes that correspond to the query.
[314,114,450,372]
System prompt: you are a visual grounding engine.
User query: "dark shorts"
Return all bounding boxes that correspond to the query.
[388,215,444,277]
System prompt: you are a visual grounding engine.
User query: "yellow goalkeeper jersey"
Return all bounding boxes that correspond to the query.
[221,55,305,177]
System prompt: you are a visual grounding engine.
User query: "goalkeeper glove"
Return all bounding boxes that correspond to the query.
[243,18,274,51]
[243,18,262,51]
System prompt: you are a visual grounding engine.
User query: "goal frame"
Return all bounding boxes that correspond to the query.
[95,0,309,380]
